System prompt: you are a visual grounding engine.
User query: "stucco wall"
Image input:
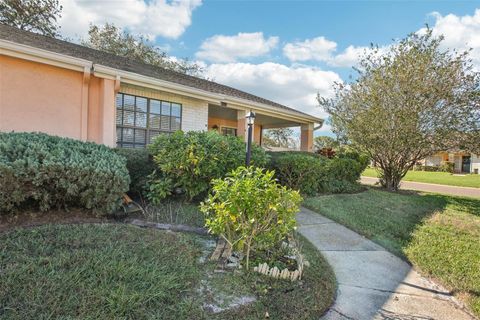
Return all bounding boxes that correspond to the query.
[472,154,480,174]
[0,55,83,138]
[119,84,208,132]
[0,55,116,146]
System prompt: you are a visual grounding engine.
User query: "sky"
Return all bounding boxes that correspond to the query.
[58,0,480,137]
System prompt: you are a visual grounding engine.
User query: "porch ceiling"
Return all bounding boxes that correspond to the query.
[208,104,303,128]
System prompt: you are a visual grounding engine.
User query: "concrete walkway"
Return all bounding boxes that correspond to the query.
[297,207,477,320]
[361,176,480,198]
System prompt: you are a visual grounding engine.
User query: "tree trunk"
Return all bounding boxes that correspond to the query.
[379,168,403,191]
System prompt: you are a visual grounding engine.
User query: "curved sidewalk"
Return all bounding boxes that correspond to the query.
[361,176,480,198]
[297,207,477,320]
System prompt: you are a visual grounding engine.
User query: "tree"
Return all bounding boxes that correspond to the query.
[319,30,480,191]
[314,136,339,151]
[0,0,62,37]
[82,23,204,77]
[262,128,297,149]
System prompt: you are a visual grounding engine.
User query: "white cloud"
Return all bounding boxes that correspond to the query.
[59,0,201,40]
[196,32,279,62]
[328,45,369,67]
[422,9,480,69]
[282,36,390,68]
[283,36,337,62]
[205,62,341,119]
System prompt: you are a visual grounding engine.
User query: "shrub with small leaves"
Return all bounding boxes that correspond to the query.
[148,131,268,203]
[114,148,155,197]
[200,166,302,269]
[0,132,129,214]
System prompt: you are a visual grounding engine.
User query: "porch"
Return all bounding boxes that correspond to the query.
[207,104,314,152]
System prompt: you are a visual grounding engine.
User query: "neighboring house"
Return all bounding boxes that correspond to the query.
[423,152,480,174]
[0,25,321,151]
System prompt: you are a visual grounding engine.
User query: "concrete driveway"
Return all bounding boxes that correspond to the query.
[297,207,477,320]
[361,176,480,198]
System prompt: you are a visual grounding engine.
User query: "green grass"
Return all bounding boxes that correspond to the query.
[303,188,480,317]
[0,224,203,319]
[363,167,480,188]
[0,223,336,319]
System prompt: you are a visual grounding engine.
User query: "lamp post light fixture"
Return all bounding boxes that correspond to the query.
[245,111,256,166]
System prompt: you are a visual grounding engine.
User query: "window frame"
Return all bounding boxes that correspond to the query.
[116,92,182,148]
[220,126,238,136]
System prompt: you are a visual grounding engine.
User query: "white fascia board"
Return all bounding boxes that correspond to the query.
[0,39,92,72]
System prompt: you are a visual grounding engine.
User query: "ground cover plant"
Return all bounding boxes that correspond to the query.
[148,131,268,203]
[0,132,129,214]
[0,222,336,320]
[363,167,480,188]
[303,188,480,316]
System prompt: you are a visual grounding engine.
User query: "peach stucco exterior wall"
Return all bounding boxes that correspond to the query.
[0,55,117,146]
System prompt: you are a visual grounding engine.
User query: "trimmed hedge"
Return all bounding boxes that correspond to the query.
[0,132,130,214]
[267,151,368,195]
[114,148,155,197]
[148,131,268,202]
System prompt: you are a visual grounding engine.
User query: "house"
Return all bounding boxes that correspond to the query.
[423,152,480,174]
[0,25,321,151]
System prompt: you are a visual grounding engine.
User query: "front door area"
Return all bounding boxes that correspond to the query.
[462,155,471,173]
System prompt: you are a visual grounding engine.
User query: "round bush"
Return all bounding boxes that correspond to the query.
[0,132,130,214]
[147,130,268,202]
[114,148,155,197]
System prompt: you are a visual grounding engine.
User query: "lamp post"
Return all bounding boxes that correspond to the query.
[245,111,256,166]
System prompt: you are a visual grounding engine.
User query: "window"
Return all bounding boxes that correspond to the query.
[116,93,182,148]
[221,127,237,136]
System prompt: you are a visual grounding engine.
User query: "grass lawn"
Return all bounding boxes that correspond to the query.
[363,167,480,188]
[0,222,335,319]
[303,188,480,317]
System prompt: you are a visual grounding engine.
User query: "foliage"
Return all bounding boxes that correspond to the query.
[319,29,480,191]
[262,128,297,149]
[201,167,302,269]
[268,151,367,195]
[0,132,129,214]
[114,148,155,197]
[271,152,326,196]
[314,136,339,151]
[148,131,268,202]
[412,162,454,173]
[0,0,62,37]
[304,189,480,316]
[82,23,204,77]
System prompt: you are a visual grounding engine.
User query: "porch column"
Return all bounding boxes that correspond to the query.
[300,123,314,152]
[99,78,116,147]
[237,110,249,142]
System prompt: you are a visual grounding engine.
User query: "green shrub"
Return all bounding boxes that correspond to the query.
[270,153,326,195]
[148,131,268,203]
[200,167,302,269]
[0,132,129,214]
[114,148,155,197]
[268,151,368,195]
[440,161,455,173]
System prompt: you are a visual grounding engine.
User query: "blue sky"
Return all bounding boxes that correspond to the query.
[59,0,480,137]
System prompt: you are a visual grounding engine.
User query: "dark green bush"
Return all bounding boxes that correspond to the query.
[270,153,326,195]
[268,151,368,195]
[114,148,155,197]
[148,131,268,202]
[0,132,129,214]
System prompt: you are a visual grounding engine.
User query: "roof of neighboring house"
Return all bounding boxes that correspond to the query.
[0,24,321,122]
